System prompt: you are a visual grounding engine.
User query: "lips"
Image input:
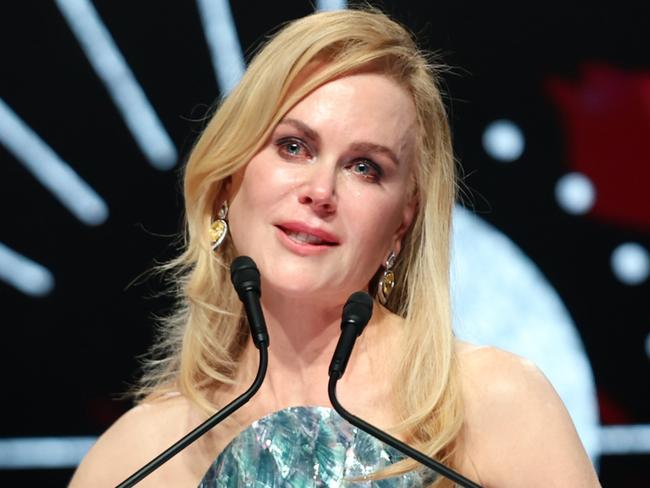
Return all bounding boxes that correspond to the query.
[276,222,340,246]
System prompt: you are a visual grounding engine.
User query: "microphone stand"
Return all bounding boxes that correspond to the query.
[117,256,269,487]
[328,376,482,488]
[116,346,268,488]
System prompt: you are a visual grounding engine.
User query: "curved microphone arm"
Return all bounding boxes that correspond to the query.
[328,376,482,488]
[116,346,268,488]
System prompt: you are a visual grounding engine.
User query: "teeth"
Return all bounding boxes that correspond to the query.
[286,230,326,244]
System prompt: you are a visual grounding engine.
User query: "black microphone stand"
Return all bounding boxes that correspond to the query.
[116,256,269,487]
[116,346,267,487]
[328,375,482,488]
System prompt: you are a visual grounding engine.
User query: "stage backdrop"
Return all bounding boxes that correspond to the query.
[0,1,648,485]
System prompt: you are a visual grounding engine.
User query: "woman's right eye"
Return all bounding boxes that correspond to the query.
[276,138,311,160]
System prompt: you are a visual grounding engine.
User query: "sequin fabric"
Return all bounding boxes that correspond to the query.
[198,406,437,487]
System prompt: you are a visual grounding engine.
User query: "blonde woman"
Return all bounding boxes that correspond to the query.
[70,8,601,488]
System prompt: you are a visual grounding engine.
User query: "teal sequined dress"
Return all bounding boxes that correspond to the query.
[198,406,437,487]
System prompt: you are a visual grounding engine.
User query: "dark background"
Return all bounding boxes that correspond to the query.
[1,1,648,485]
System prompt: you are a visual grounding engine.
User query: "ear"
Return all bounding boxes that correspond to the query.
[223,176,233,198]
[213,177,233,216]
[391,193,418,257]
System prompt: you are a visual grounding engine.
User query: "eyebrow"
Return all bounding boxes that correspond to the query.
[278,118,401,166]
[278,118,320,144]
[349,142,400,167]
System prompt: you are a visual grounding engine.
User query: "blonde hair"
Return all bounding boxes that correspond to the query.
[138,8,461,486]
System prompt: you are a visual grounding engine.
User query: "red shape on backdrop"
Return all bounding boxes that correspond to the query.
[597,388,632,425]
[546,64,650,230]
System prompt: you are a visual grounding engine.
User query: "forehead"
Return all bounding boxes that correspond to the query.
[282,72,417,161]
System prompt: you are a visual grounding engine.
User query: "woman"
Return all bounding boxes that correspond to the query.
[69,8,601,488]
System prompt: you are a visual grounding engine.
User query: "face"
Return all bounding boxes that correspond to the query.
[227,71,417,304]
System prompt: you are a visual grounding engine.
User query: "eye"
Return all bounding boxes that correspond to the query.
[348,159,383,182]
[276,138,311,160]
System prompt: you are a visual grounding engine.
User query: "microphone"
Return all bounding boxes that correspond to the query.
[231,255,269,349]
[328,291,482,488]
[329,291,373,378]
[116,256,269,488]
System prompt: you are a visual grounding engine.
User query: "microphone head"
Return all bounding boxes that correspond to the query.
[342,291,373,335]
[230,256,261,298]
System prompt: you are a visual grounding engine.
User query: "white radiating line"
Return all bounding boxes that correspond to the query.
[316,0,348,11]
[600,424,650,455]
[0,437,96,469]
[0,98,108,226]
[196,0,245,95]
[55,0,177,170]
[0,243,54,297]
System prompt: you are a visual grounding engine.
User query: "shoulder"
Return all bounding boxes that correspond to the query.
[456,342,548,402]
[68,393,209,487]
[454,342,601,487]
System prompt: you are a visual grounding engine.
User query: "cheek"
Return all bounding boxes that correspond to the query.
[342,195,406,258]
[228,154,299,238]
[231,155,280,207]
[244,151,303,200]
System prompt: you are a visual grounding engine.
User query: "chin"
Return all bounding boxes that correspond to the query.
[261,275,327,298]
[262,276,364,309]
[253,255,369,301]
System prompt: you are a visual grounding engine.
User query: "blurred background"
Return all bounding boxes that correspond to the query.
[1,1,648,485]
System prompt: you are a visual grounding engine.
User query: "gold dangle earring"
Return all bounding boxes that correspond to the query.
[377,251,396,304]
[209,202,229,251]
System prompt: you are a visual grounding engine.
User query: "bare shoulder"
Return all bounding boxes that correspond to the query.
[454,341,601,487]
[456,342,548,399]
[68,393,208,487]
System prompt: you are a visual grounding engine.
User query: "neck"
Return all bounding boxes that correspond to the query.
[236,288,394,411]
[263,290,342,367]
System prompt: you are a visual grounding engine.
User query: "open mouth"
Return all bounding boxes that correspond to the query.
[276,225,339,246]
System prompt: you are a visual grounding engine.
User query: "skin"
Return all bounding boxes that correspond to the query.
[69,73,601,487]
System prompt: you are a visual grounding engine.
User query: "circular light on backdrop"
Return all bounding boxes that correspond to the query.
[611,242,649,285]
[555,172,596,215]
[451,206,600,461]
[646,333,650,360]
[482,119,525,162]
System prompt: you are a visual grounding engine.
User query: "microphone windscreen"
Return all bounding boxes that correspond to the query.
[342,291,373,334]
[231,256,261,297]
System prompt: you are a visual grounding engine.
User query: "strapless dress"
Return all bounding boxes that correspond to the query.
[198,406,437,487]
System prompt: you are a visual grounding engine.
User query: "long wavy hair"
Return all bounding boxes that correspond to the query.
[138,8,461,486]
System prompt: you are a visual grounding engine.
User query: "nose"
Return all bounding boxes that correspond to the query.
[297,163,337,215]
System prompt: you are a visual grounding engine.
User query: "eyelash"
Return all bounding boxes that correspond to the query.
[346,159,383,183]
[276,137,312,160]
[274,137,384,183]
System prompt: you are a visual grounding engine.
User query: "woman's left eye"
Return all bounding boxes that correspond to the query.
[348,160,383,182]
